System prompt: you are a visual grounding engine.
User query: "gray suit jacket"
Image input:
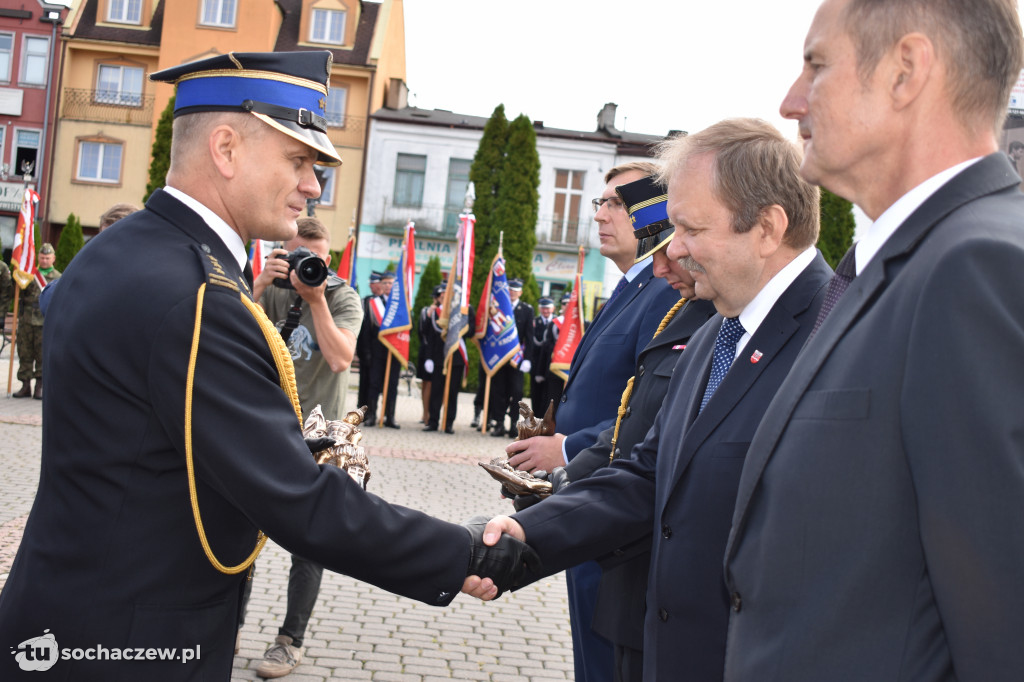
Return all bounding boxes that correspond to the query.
[723,153,1024,682]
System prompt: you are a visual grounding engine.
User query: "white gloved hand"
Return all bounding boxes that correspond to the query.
[424,359,435,373]
[519,360,532,373]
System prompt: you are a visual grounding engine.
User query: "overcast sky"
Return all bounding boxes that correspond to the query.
[404,0,827,140]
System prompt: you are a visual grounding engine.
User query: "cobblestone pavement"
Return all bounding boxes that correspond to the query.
[0,348,575,681]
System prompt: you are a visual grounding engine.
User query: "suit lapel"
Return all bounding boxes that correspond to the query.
[728,153,1022,547]
[564,263,656,392]
[667,254,831,495]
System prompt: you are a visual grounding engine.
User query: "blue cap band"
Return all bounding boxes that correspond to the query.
[630,201,669,233]
[174,75,325,118]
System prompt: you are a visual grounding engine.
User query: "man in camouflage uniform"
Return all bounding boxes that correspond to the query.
[13,242,60,399]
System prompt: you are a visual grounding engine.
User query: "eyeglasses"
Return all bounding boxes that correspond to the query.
[591,196,624,212]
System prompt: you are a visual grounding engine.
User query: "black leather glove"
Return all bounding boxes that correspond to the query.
[462,515,541,596]
[304,437,336,455]
[510,467,571,512]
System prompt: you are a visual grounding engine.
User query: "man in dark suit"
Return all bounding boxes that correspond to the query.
[355,271,383,424]
[366,270,401,428]
[488,278,534,437]
[529,297,557,414]
[0,51,533,681]
[422,290,475,434]
[510,173,717,682]
[504,162,679,682]
[720,2,1024,681]
[468,118,831,682]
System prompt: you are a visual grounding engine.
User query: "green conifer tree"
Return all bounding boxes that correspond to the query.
[494,114,541,306]
[144,96,175,203]
[54,213,84,272]
[817,187,856,269]
[468,104,509,308]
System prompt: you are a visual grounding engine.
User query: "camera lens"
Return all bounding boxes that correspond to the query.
[295,255,328,287]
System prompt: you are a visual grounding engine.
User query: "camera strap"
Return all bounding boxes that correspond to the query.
[279,295,305,344]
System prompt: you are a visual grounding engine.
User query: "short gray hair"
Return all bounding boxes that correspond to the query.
[842,0,1024,133]
[656,118,820,250]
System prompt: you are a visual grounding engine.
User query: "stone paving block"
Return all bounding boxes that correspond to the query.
[0,385,578,681]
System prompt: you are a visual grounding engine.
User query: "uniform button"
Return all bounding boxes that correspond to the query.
[638,365,645,376]
[658,608,669,622]
[625,406,632,417]
[731,592,742,612]
[613,447,621,458]
[560,395,567,403]
[613,548,625,557]
[661,524,672,539]
[201,243,211,253]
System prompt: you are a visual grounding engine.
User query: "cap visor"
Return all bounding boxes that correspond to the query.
[634,229,674,263]
[252,112,342,166]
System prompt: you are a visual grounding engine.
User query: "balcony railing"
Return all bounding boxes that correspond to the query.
[61,88,155,126]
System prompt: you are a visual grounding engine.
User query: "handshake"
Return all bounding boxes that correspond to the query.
[461,515,539,600]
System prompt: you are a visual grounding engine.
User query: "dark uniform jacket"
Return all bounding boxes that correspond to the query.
[514,253,831,682]
[0,190,470,681]
[561,297,716,650]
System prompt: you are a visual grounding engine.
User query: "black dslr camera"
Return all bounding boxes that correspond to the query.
[272,246,329,289]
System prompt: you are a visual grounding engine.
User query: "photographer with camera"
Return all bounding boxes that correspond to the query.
[245,215,363,678]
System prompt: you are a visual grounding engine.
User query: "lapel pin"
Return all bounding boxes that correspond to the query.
[672,344,686,350]
[750,350,763,364]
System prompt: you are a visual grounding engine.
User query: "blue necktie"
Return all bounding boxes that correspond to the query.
[700,317,745,413]
[810,245,857,338]
[607,276,628,305]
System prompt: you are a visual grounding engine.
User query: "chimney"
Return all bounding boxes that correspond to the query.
[385,79,409,110]
[597,103,620,135]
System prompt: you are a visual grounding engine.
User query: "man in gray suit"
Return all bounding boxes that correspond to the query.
[721,1,1024,681]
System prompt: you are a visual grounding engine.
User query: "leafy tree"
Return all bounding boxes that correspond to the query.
[144,96,174,203]
[54,213,84,272]
[494,114,541,307]
[410,255,442,371]
[817,187,855,269]
[468,104,509,309]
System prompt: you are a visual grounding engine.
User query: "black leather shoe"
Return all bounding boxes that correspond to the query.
[491,426,507,438]
[422,424,438,432]
[469,409,481,429]
[384,420,400,429]
[444,426,455,434]
[363,415,376,427]
[12,382,31,398]
[507,426,519,437]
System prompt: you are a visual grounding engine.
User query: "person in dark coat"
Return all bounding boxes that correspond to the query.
[355,271,383,423]
[488,278,534,436]
[0,51,533,682]
[468,118,831,682]
[529,297,557,414]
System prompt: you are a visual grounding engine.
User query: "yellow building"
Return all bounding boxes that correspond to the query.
[48,0,406,247]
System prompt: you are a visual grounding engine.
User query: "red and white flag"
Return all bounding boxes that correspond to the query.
[10,187,41,290]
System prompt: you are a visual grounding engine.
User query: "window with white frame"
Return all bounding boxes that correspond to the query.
[325,86,347,127]
[107,0,142,24]
[316,165,335,206]
[200,0,237,28]
[0,33,13,83]
[77,140,123,183]
[393,154,426,208]
[96,64,144,106]
[443,158,471,231]
[14,129,40,178]
[310,8,346,44]
[20,36,49,86]
[551,169,585,243]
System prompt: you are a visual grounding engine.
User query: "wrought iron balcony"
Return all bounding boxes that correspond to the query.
[61,87,155,126]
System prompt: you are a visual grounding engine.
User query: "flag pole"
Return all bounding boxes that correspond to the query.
[6,288,21,395]
[379,354,392,428]
[440,353,453,429]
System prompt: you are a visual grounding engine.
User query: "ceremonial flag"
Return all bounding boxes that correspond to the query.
[10,187,41,290]
[404,221,416,306]
[378,235,413,369]
[474,252,521,376]
[550,247,586,381]
[337,233,357,285]
[248,239,268,280]
[440,209,474,367]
